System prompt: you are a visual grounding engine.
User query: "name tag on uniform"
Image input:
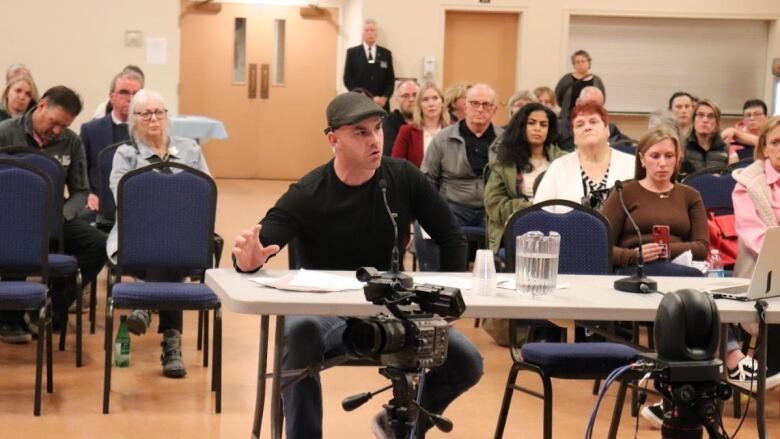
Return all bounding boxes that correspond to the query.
[380,61,388,69]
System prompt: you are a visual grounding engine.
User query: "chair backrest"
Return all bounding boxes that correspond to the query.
[502,199,612,274]
[116,162,217,272]
[97,142,123,223]
[0,146,65,246]
[0,159,51,277]
[728,158,753,171]
[682,167,736,215]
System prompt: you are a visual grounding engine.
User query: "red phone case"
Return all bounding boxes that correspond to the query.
[652,225,670,260]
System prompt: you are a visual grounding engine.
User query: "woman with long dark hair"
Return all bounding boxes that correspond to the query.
[484,102,567,252]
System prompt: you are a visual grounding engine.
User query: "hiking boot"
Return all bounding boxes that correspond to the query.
[0,322,32,344]
[160,329,186,378]
[126,309,151,335]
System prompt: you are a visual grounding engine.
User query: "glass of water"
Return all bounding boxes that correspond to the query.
[515,231,560,297]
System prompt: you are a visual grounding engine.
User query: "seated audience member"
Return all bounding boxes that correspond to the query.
[419,83,502,270]
[647,109,677,131]
[555,49,605,120]
[0,74,38,121]
[535,101,634,210]
[444,81,470,124]
[506,90,538,119]
[0,86,107,343]
[5,63,32,82]
[391,81,448,168]
[721,98,768,160]
[557,86,632,152]
[232,92,480,439]
[732,116,780,389]
[485,103,566,252]
[106,89,210,378]
[642,119,780,428]
[93,65,145,119]
[601,126,708,270]
[668,91,696,140]
[381,79,418,155]
[534,85,561,115]
[80,69,144,220]
[682,98,737,172]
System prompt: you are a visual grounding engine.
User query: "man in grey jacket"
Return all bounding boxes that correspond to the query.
[417,83,502,270]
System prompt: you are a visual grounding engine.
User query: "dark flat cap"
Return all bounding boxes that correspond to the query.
[325,92,386,133]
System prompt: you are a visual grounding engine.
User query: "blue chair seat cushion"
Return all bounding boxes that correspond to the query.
[461,226,485,238]
[0,282,47,309]
[48,253,78,275]
[521,342,638,379]
[112,282,219,309]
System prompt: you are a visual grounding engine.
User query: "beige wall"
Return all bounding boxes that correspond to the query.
[359,0,780,112]
[0,0,181,131]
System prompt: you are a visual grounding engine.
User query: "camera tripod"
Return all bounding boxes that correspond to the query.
[342,366,453,439]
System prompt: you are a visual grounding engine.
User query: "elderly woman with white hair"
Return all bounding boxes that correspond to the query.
[106,89,210,378]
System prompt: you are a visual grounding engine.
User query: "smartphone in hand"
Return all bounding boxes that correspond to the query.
[652,225,670,260]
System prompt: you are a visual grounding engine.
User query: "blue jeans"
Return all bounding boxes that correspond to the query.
[415,202,484,272]
[281,315,483,439]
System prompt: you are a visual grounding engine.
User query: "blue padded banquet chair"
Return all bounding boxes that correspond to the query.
[494,199,639,439]
[0,146,89,367]
[97,142,222,351]
[0,159,54,415]
[682,166,736,216]
[102,162,221,414]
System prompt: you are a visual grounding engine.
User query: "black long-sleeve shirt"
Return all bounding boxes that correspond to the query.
[258,157,467,271]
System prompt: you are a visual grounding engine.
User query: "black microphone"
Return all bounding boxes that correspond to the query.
[379,179,401,274]
[612,180,657,294]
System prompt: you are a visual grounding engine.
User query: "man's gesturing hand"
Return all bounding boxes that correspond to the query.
[232,224,280,271]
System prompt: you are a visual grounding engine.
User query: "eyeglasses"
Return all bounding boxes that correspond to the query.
[743,111,765,119]
[695,112,716,120]
[134,109,168,121]
[114,89,137,98]
[468,100,494,110]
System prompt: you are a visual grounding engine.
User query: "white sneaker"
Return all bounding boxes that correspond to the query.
[639,402,664,429]
[371,411,394,439]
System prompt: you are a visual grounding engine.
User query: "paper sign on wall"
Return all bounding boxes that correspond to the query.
[146,37,168,65]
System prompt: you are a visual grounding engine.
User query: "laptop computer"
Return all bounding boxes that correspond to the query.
[708,226,780,300]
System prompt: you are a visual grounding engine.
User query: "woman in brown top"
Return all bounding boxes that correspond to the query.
[601,125,709,268]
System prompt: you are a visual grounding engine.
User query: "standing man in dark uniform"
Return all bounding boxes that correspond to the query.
[343,19,395,110]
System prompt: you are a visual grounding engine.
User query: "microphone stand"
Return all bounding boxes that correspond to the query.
[612,181,657,293]
[379,179,414,289]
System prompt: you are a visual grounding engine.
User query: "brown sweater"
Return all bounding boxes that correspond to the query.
[601,181,709,267]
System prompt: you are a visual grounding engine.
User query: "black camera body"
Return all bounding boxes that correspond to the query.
[344,314,450,369]
[343,267,466,370]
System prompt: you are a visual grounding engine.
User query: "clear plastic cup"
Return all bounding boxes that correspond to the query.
[472,249,497,296]
[515,231,560,297]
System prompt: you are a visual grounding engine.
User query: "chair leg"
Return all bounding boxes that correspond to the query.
[89,276,97,334]
[197,310,204,351]
[34,305,46,416]
[103,301,114,414]
[494,362,521,439]
[733,388,742,417]
[541,373,553,439]
[474,318,481,328]
[214,306,222,414]
[607,380,629,439]
[203,310,210,368]
[58,318,67,351]
[46,303,53,394]
[76,282,83,367]
[592,379,601,395]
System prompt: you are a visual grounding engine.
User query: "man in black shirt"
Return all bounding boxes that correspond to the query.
[233,92,481,439]
[382,79,418,155]
[343,19,395,110]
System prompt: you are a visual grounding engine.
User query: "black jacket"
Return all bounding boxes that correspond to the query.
[343,44,395,100]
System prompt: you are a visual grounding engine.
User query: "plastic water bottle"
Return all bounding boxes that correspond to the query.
[114,315,131,367]
[707,249,725,278]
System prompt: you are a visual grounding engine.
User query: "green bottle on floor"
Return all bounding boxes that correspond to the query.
[115,315,131,367]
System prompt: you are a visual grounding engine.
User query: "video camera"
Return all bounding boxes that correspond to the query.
[343,267,466,370]
[639,289,732,439]
[340,267,467,438]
